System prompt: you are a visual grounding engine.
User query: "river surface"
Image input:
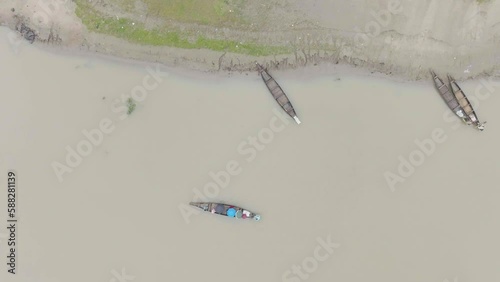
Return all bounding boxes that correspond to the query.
[0,27,499,282]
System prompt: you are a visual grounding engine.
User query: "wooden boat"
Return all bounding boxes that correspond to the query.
[257,63,301,124]
[189,202,261,221]
[430,70,469,124]
[448,75,486,131]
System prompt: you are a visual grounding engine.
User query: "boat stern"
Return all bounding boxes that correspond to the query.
[189,202,209,211]
[429,69,438,78]
[293,116,301,124]
[476,121,486,131]
[255,62,265,73]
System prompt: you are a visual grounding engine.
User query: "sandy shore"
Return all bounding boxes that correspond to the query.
[1,0,500,80]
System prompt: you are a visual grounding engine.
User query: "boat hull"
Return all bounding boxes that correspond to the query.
[257,64,301,124]
[430,70,468,122]
[448,75,485,131]
[189,202,261,221]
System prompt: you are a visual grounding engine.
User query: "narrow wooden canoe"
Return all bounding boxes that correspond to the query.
[448,75,486,131]
[257,63,301,124]
[189,202,261,221]
[430,70,469,123]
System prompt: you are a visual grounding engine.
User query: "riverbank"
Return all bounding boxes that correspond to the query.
[1,0,500,80]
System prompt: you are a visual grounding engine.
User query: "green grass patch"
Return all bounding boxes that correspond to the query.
[109,0,245,26]
[74,0,291,56]
[127,98,136,115]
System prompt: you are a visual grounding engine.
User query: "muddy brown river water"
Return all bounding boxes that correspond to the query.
[0,27,499,282]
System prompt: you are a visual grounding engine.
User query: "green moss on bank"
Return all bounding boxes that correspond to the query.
[74,0,291,56]
[108,0,245,26]
[126,98,136,115]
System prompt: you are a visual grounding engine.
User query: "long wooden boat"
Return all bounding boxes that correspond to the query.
[257,63,301,124]
[448,75,486,131]
[189,202,261,221]
[430,70,469,124]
